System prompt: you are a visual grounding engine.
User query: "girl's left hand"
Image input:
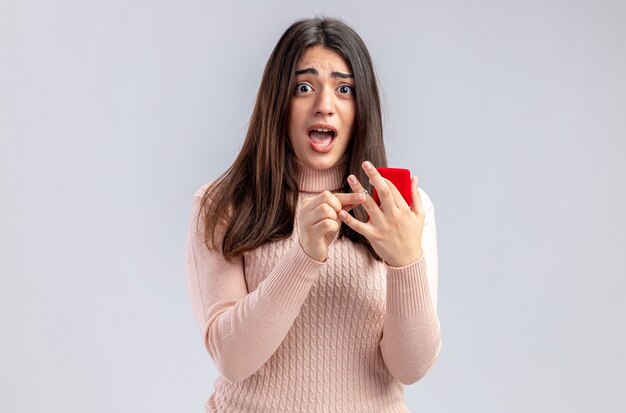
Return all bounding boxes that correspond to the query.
[338,161,425,267]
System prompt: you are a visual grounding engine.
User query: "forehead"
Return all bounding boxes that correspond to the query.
[296,45,351,72]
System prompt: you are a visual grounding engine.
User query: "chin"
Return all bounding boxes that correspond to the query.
[306,155,341,171]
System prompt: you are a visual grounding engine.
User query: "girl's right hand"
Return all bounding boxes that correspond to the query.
[299,191,365,262]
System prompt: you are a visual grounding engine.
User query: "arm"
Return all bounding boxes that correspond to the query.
[185,186,324,383]
[337,162,441,384]
[379,190,441,384]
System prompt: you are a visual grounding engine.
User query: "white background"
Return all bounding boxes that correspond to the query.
[1,0,625,412]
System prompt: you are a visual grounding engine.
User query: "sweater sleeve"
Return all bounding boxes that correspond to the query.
[185,185,324,383]
[379,187,441,384]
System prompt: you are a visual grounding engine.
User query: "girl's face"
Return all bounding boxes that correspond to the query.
[288,45,356,171]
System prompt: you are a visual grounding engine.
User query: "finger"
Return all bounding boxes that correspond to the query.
[318,190,342,212]
[309,203,338,225]
[334,193,366,212]
[410,176,424,216]
[361,161,396,212]
[347,174,383,220]
[313,218,340,238]
[338,210,373,238]
[382,178,408,209]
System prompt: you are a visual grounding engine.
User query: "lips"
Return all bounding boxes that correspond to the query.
[307,125,337,153]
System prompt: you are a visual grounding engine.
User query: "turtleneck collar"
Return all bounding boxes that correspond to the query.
[296,155,348,193]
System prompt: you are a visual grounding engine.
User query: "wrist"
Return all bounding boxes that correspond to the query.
[298,237,327,263]
[384,248,423,268]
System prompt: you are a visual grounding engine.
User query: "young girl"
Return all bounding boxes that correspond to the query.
[186,17,441,413]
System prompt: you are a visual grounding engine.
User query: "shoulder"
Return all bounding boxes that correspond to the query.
[417,186,435,211]
[188,182,216,219]
[190,180,233,224]
[192,176,227,202]
[193,182,212,200]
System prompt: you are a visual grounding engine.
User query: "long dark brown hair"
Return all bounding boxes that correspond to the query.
[198,16,387,261]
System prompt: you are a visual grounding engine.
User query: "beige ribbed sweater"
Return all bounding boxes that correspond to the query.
[185,159,441,413]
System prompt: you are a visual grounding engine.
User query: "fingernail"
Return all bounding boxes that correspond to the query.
[363,161,373,170]
[339,210,347,219]
[348,175,357,184]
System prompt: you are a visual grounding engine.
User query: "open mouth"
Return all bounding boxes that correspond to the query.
[308,127,337,152]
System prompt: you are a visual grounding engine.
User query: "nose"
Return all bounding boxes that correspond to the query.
[314,87,335,116]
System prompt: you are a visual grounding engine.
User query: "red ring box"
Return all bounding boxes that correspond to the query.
[372,168,413,207]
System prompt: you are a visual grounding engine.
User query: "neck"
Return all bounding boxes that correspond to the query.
[296,156,347,193]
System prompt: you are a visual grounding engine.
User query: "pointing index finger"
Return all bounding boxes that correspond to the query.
[334,193,366,212]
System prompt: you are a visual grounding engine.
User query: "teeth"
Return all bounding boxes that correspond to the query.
[313,128,333,133]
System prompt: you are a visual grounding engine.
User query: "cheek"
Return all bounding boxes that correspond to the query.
[287,110,300,137]
[340,99,356,118]
[288,105,305,132]
[287,114,304,151]
[343,104,356,132]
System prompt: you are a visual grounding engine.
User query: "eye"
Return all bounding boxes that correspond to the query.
[295,83,313,94]
[338,84,354,95]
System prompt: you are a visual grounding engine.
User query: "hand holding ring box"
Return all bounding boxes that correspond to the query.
[372,168,413,207]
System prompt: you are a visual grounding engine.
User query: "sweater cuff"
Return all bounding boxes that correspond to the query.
[386,254,433,316]
[259,242,323,311]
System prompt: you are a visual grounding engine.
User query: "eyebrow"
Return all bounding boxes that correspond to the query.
[295,67,354,79]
